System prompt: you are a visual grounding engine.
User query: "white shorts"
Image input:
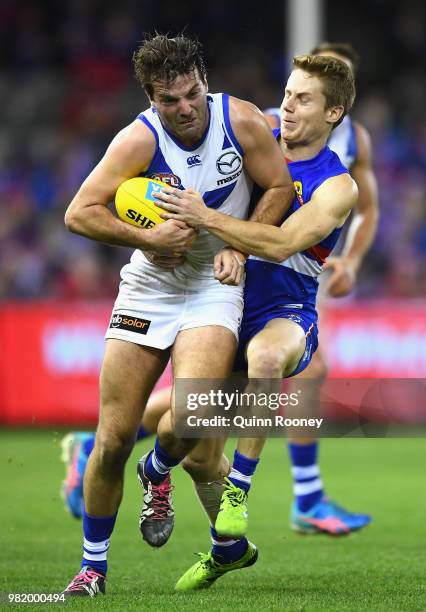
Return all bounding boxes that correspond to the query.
[105,251,244,349]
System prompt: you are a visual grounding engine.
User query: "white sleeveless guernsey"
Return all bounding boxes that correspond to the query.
[106,93,251,349]
[134,92,253,269]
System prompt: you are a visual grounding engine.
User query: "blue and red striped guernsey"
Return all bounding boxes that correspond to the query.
[245,130,349,310]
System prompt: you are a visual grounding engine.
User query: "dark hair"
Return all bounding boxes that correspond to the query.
[310,42,360,72]
[293,55,356,127]
[133,33,207,98]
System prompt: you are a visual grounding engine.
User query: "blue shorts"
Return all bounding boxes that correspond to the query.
[234,304,319,377]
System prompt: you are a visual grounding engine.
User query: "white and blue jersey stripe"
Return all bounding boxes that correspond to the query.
[136,93,253,267]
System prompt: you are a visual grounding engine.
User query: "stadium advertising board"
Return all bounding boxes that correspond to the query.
[0,301,424,425]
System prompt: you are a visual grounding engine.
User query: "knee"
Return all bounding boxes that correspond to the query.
[94,428,135,474]
[247,342,288,377]
[182,453,229,482]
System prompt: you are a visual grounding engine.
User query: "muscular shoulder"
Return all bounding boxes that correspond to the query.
[228,96,265,126]
[104,118,157,175]
[313,172,358,215]
[228,96,275,153]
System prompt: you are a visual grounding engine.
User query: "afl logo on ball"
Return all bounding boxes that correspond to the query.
[147,172,182,188]
[110,314,151,334]
[216,151,242,175]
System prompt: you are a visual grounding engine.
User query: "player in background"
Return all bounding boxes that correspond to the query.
[152,54,359,590]
[264,42,378,534]
[61,33,293,597]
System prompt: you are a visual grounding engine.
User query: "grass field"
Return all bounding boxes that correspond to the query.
[1,430,425,611]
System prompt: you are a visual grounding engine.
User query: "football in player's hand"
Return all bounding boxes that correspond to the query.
[115,177,167,229]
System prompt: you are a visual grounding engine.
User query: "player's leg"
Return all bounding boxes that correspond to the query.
[287,349,371,534]
[286,349,327,527]
[63,339,169,596]
[175,439,258,591]
[142,386,172,432]
[138,325,237,547]
[216,318,307,537]
[185,444,230,564]
[61,432,96,519]
[60,385,172,520]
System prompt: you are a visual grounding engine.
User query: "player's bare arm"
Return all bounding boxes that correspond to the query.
[64,120,195,253]
[324,122,379,295]
[159,174,357,262]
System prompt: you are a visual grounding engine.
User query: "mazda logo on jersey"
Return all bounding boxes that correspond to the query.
[187,155,202,167]
[216,151,242,175]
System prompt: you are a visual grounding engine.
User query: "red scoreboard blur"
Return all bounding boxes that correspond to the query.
[0,301,425,425]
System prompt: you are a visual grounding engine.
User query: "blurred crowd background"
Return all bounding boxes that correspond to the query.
[1,0,425,301]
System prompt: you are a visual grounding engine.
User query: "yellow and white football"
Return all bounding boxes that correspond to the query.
[115,177,168,229]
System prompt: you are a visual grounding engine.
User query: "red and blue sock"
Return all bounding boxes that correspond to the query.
[210,527,248,564]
